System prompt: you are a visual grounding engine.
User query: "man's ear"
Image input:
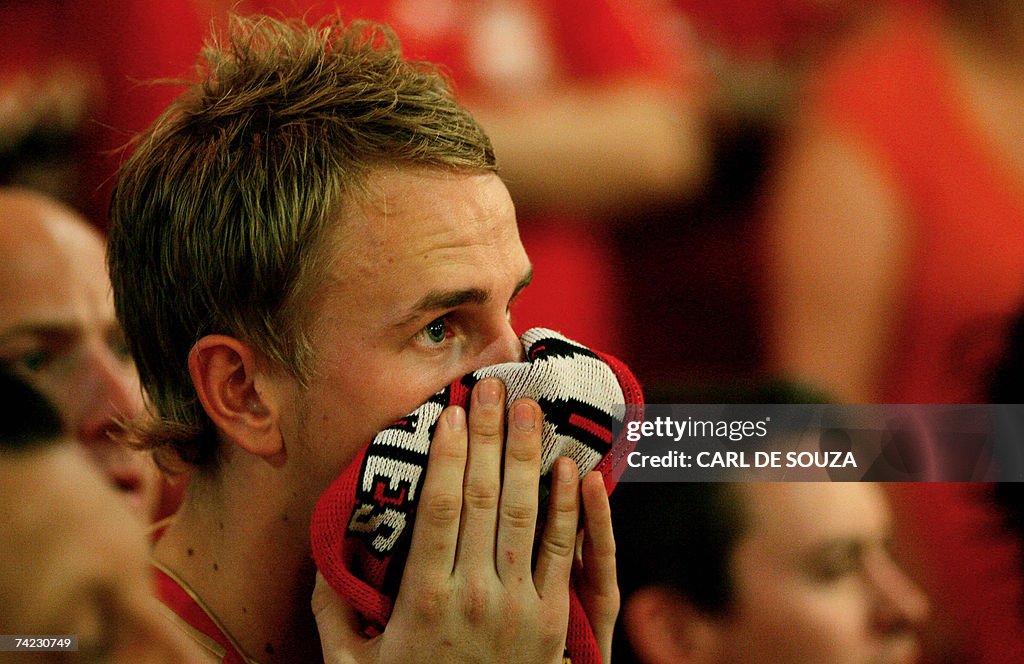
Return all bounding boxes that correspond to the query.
[623,586,723,664]
[188,334,285,465]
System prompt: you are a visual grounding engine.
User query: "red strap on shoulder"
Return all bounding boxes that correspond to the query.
[152,566,250,664]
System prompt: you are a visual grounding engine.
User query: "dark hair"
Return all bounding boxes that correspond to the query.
[989,306,1024,572]
[108,14,496,472]
[990,306,1024,402]
[611,482,748,663]
[0,370,63,451]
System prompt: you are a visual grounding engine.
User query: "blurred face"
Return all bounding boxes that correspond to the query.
[711,483,929,664]
[0,192,157,518]
[0,444,202,663]
[275,168,530,495]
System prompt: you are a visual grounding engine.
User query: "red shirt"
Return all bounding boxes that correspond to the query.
[809,5,1024,403]
[152,562,255,664]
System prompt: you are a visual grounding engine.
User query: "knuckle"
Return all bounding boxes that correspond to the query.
[459,578,495,625]
[430,436,467,462]
[468,420,503,445]
[553,486,580,514]
[607,587,622,615]
[463,484,500,511]
[591,584,622,617]
[540,531,576,560]
[506,436,540,463]
[500,502,536,530]
[422,492,461,525]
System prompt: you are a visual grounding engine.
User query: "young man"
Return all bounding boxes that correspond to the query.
[0,188,160,519]
[612,482,930,664]
[107,15,616,664]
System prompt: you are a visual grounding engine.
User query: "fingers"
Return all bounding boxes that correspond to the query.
[533,457,581,598]
[496,399,543,583]
[382,381,580,664]
[454,378,507,568]
[312,572,365,664]
[404,404,468,584]
[577,472,619,664]
[579,472,617,595]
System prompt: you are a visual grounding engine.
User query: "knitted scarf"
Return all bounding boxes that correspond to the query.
[310,328,643,663]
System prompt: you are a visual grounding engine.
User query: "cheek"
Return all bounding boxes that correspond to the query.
[294,387,363,466]
[294,337,465,488]
[729,580,871,664]
[19,368,75,417]
[352,346,461,422]
[0,569,36,633]
[294,367,435,476]
[353,363,447,432]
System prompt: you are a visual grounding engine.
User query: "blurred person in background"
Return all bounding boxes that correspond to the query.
[766,0,1024,405]
[0,187,165,520]
[0,369,203,663]
[0,0,212,223]
[607,0,888,394]
[676,0,884,130]
[764,1,1024,661]
[611,481,930,664]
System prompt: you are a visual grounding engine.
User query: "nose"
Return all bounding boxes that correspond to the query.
[75,343,144,449]
[870,553,931,634]
[476,319,524,367]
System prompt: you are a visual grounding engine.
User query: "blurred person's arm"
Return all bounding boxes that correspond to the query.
[766,114,909,403]
[465,0,711,219]
[472,83,708,217]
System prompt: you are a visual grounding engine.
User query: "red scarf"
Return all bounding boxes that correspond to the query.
[311,328,643,663]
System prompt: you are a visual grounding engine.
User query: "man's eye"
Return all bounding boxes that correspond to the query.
[15,349,52,373]
[110,338,132,363]
[811,561,856,583]
[421,317,449,344]
[808,548,861,583]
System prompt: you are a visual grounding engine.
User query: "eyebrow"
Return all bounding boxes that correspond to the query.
[394,266,533,328]
[0,322,80,343]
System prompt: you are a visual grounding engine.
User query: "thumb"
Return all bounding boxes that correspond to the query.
[312,571,369,664]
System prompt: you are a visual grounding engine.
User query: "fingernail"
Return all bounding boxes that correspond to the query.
[512,401,536,432]
[446,405,466,431]
[557,457,576,483]
[477,378,502,406]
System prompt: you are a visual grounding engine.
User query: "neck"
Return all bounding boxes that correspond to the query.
[153,461,324,664]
